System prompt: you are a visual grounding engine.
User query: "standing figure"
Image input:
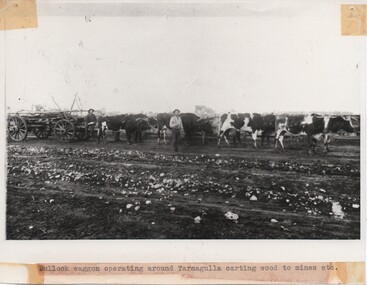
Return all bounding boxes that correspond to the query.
[169,109,183,152]
[85,108,97,137]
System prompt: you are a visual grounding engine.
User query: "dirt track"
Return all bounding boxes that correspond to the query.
[6,133,360,239]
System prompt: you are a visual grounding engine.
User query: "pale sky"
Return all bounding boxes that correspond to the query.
[2,0,366,114]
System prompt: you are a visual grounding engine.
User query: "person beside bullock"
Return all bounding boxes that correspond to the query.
[169,109,184,152]
[85,108,97,137]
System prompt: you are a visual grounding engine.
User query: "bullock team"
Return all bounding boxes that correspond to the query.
[97,112,217,145]
[95,110,359,154]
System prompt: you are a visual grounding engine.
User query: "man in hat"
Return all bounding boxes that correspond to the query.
[169,109,184,152]
[85,108,97,137]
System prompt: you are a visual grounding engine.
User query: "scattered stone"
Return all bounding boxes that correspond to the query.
[224,211,239,221]
[250,195,258,201]
[332,202,345,219]
[194,216,201,224]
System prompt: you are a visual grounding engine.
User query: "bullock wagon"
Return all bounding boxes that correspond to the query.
[7,111,93,142]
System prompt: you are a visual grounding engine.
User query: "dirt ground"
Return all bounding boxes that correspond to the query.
[6,132,360,239]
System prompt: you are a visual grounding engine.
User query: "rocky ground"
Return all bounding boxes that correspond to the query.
[6,134,360,239]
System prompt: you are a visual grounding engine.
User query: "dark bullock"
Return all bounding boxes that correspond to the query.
[97,115,126,143]
[156,113,217,145]
[123,114,155,144]
[248,113,276,148]
[97,114,154,144]
[156,113,173,144]
[180,113,217,145]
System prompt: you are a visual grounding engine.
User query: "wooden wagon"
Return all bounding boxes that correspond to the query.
[7,111,95,142]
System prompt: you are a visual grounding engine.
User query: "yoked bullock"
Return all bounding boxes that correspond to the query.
[97,114,156,144]
[217,112,276,148]
[156,113,218,145]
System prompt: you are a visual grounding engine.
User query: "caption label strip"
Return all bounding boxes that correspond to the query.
[0,0,37,30]
[0,262,363,284]
[341,4,367,35]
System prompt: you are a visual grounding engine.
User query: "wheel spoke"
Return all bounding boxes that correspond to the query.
[65,124,73,131]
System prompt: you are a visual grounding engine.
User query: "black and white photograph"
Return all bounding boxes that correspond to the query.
[3,0,364,240]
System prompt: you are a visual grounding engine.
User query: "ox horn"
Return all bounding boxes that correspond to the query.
[350,116,359,121]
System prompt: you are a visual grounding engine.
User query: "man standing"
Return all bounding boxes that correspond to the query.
[85,108,97,137]
[169,109,183,152]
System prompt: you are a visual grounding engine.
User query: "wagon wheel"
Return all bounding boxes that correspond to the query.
[54,119,75,142]
[7,115,28,141]
[33,125,52,139]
